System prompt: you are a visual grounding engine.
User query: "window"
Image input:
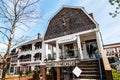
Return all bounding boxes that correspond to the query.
[34,53,41,60]
[10,66,14,73]
[48,45,52,50]
[117,48,120,53]
[21,44,32,52]
[35,42,42,49]
[106,48,115,53]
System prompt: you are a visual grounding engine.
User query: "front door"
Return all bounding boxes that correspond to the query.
[61,67,75,80]
[64,43,74,58]
[85,39,98,58]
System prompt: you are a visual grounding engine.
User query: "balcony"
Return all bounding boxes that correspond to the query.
[19,59,31,62]
[60,50,79,60]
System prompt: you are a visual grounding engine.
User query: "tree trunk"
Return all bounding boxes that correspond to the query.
[1,62,9,80]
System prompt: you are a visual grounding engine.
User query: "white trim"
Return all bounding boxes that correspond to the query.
[77,35,83,59]
[43,5,99,40]
[96,31,103,50]
[57,35,76,44]
[44,28,98,43]
[56,41,60,61]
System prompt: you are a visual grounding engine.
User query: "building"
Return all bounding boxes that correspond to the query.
[9,33,46,74]
[9,6,113,80]
[43,6,112,80]
[104,42,120,63]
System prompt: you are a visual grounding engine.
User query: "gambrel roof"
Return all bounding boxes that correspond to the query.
[44,6,98,40]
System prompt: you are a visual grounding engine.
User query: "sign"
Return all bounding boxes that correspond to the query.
[46,60,79,67]
[72,66,82,77]
[57,35,76,44]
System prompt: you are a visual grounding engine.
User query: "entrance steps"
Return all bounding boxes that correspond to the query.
[76,58,106,80]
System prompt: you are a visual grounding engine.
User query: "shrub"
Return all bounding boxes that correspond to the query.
[26,70,31,76]
[112,68,120,80]
[19,71,23,77]
[33,70,39,75]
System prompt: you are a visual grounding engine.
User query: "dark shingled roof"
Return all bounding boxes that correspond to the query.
[44,7,97,40]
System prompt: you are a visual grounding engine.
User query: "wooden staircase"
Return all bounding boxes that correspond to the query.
[76,58,106,80]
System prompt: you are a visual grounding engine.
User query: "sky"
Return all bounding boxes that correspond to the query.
[0,0,120,52]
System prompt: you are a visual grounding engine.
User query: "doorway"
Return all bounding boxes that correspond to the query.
[61,66,75,80]
[85,39,98,58]
[46,67,57,80]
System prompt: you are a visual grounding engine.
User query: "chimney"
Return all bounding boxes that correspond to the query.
[37,33,42,39]
[89,13,94,19]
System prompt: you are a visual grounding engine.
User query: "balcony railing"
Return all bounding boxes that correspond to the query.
[11,60,17,63]
[47,50,80,61]
[60,50,79,59]
[19,59,31,62]
[34,57,41,61]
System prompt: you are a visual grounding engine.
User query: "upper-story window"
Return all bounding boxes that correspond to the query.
[21,44,32,52]
[35,42,42,49]
[48,45,52,50]
[11,56,18,62]
[117,48,120,53]
[34,53,41,61]
[11,49,16,55]
[106,48,116,55]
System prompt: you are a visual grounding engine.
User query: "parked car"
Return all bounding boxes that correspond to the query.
[111,60,120,71]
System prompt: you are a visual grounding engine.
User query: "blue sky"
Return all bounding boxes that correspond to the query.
[39,0,120,44]
[0,0,120,51]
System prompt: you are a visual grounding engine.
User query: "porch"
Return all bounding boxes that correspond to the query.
[45,31,103,61]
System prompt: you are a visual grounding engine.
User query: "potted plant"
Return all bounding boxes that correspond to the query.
[25,70,31,79]
[19,71,23,80]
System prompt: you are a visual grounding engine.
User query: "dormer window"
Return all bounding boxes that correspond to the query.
[35,42,42,49]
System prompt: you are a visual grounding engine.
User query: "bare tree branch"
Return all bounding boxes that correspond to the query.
[109,0,120,17]
[0,0,40,79]
[0,30,9,40]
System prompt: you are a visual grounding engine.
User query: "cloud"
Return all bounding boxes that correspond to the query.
[0,43,7,52]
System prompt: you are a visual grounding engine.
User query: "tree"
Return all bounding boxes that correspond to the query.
[0,0,40,80]
[109,0,120,17]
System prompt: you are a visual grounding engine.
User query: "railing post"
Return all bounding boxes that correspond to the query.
[101,50,113,80]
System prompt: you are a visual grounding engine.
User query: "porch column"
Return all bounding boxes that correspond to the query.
[62,44,65,58]
[42,42,46,62]
[51,45,54,59]
[56,67,60,80]
[31,53,34,62]
[96,31,103,50]
[56,41,60,61]
[73,42,77,57]
[32,44,35,50]
[77,35,83,59]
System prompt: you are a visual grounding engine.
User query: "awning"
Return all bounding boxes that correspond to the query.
[26,54,31,58]
[34,53,41,58]
[18,54,31,59]
[18,55,26,59]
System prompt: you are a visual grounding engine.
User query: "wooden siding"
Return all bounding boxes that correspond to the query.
[44,7,96,40]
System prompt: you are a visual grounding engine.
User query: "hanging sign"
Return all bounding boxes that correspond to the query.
[72,66,82,77]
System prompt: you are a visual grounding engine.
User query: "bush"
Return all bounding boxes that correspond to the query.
[112,68,120,80]
[19,71,23,77]
[26,70,31,76]
[33,70,39,75]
